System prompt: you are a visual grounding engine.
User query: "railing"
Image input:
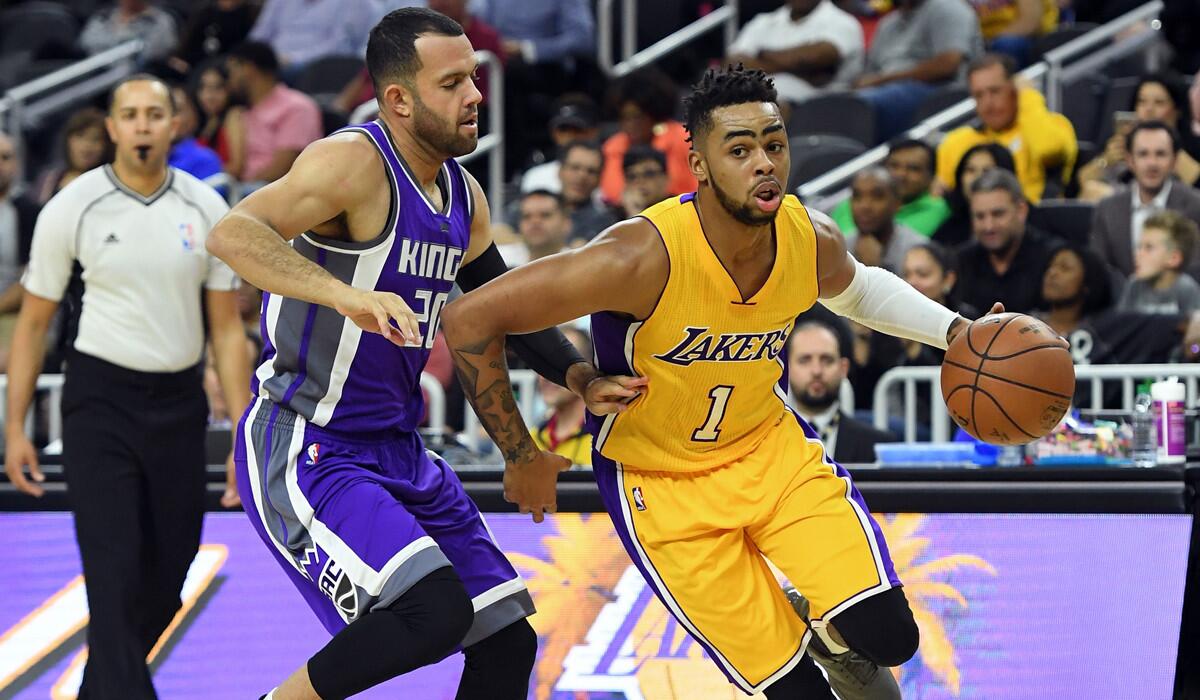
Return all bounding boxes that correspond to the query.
[796,1,1163,203]
[873,364,1200,442]
[462,369,541,454]
[344,50,506,221]
[419,372,447,438]
[0,375,64,448]
[1041,0,1164,113]
[0,40,143,165]
[597,0,739,78]
[456,51,506,220]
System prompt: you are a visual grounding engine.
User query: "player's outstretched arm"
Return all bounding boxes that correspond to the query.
[441,220,666,520]
[206,136,420,345]
[810,208,971,348]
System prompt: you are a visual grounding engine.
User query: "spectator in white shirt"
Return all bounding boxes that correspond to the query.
[727,0,865,104]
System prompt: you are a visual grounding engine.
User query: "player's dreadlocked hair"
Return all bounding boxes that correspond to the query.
[682,65,778,146]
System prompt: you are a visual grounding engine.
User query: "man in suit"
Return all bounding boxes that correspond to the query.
[787,320,896,464]
[1091,120,1200,278]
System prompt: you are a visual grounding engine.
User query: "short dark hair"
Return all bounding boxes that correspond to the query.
[885,138,935,173]
[967,52,1017,80]
[521,189,565,213]
[852,165,900,199]
[789,320,844,358]
[612,66,680,124]
[954,142,1016,191]
[1143,210,1200,269]
[560,139,602,163]
[623,145,666,173]
[968,168,1025,204]
[366,8,464,93]
[1125,119,1180,153]
[228,41,279,76]
[908,241,957,275]
[108,73,175,113]
[682,64,778,145]
[1045,244,1113,316]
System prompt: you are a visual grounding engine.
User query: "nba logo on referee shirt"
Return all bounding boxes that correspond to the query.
[632,487,646,511]
[178,222,196,250]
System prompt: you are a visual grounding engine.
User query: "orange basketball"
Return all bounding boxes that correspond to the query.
[941,313,1075,446]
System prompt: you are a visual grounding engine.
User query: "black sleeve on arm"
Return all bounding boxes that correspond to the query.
[456,242,586,388]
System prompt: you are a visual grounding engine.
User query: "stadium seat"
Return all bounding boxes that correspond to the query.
[293,56,365,97]
[0,2,78,58]
[1028,199,1094,246]
[1093,76,1140,146]
[789,135,867,188]
[1033,23,1101,61]
[912,84,970,124]
[788,92,876,147]
[1060,74,1110,146]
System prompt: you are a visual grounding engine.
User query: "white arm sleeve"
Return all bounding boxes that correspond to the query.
[821,260,962,350]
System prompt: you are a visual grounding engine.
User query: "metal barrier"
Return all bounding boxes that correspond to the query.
[0,371,444,449]
[345,50,506,221]
[419,372,447,438]
[597,0,738,78]
[0,41,143,167]
[462,369,541,454]
[795,1,1163,203]
[0,374,65,447]
[873,363,1200,442]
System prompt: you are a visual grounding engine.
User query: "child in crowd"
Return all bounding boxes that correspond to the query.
[1119,210,1200,315]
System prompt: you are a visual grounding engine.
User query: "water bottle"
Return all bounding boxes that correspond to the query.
[1131,384,1156,468]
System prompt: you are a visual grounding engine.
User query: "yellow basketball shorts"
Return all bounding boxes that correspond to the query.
[592,412,900,695]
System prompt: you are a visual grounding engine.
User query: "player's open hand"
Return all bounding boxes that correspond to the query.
[504,451,570,523]
[4,431,44,498]
[584,375,648,415]
[334,287,422,347]
[948,302,1006,346]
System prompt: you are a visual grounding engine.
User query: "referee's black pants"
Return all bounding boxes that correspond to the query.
[61,351,208,700]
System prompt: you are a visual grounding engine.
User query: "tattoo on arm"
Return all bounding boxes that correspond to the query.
[451,335,539,464]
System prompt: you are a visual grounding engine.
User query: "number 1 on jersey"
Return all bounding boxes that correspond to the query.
[692,385,734,442]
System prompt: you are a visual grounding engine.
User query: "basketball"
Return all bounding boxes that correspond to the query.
[941,313,1075,446]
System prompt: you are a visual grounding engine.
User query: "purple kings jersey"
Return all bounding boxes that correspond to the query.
[253,120,473,434]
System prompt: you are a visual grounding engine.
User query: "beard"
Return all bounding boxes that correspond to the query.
[412,94,477,158]
[710,173,777,226]
[796,384,837,410]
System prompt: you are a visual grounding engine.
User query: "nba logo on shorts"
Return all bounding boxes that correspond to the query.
[306,443,320,465]
[632,487,646,511]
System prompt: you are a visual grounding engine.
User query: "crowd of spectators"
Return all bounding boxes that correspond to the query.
[2,0,1200,452]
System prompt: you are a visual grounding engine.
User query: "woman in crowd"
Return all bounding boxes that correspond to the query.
[600,67,696,206]
[1076,73,1200,201]
[35,107,112,204]
[932,143,1017,247]
[194,63,246,178]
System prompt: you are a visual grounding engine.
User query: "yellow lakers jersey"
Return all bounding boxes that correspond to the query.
[588,192,820,473]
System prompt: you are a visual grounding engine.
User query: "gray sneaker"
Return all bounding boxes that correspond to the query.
[784,587,902,700]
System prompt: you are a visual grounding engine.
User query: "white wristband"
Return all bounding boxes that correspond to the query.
[821,260,961,350]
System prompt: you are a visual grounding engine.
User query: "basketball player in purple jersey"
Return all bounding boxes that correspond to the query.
[207,9,640,700]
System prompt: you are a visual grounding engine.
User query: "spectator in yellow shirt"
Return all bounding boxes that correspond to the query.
[970,0,1059,67]
[936,53,1077,203]
[531,326,593,465]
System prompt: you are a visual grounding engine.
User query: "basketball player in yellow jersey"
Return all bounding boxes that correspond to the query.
[443,66,1000,699]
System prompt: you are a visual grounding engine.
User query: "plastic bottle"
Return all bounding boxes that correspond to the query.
[1131,383,1156,468]
[1151,378,1186,464]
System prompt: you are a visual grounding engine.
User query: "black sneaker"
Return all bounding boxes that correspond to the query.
[784,587,902,699]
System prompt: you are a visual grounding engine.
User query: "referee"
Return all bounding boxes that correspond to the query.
[3,75,250,699]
